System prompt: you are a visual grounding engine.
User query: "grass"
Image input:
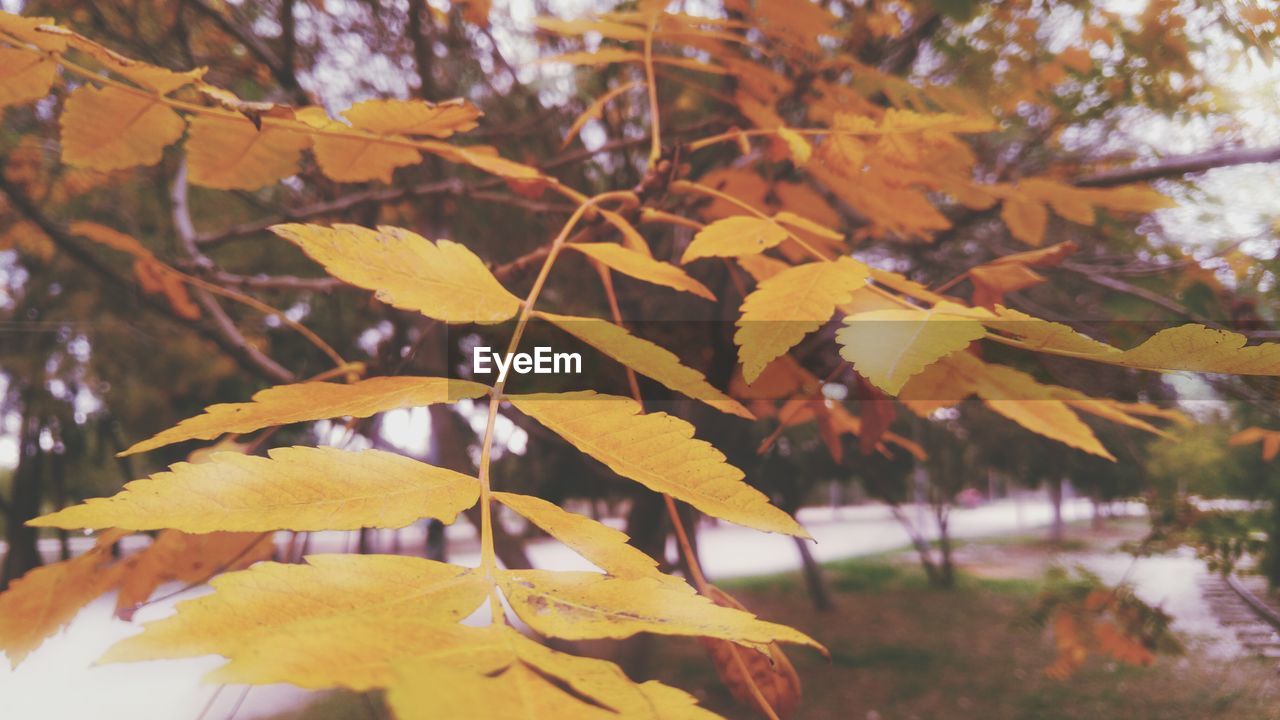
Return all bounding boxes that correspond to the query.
[637,529,1280,720]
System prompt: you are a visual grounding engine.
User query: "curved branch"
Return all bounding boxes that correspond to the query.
[0,175,295,384]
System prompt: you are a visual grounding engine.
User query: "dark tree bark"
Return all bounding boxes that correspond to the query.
[3,414,45,589]
[1048,476,1065,544]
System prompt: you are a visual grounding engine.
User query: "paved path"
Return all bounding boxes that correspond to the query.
[0,497,1130,719]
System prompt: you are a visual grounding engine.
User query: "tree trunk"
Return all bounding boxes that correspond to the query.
[3,416,45,588]
[618,492,669,677]
[935,505,955,589]
[1048,476,1065,544]
[889,504,941,586]
[793,535,834,610]
[51,447,70,561]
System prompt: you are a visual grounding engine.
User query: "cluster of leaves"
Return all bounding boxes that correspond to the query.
[1031,566,1181,680]
[2,1,1280,717]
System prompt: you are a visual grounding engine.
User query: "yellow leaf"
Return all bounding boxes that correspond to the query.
[493,491,672,582]
[1001,194,1049,245]
[311,124,421,183]
[534,16,649,41]
[567,243,712,300]
[342,97,481,138]
[598,208,652,255]
[773,210,841,241]
[508,391,807,536]
[918,352,1114,459]
[425,142,545,180]
[59,85,186,170]
[114,531,275,616]
[537,311,751,418]
[186,115,312,190]
[103,555,488,664]
[0,48,54,108]
[538,48,729,75]
[497,569,822,650]
[736,253,790,282]
[682,216,790,263]
[1020,179,1095,225]
[122,376,488,456]
[1081,184,1175,213]
[776,127,811,165]
[271,223,522,323]
[31,446,479,532]
[1230,427,1280,461]
[0,530,125,666]
[386,625,722,720]
[1049,392,1170,439]
[1108,324,1280,375]
[981,305,1119,356]
[736,257,870,383]
[0,13,68,51]
[63,31,204,94]
[969,263,1046,306]
[837,303,986,395]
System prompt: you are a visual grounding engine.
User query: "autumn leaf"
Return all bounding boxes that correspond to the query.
[271,223,522,323]
[837,302,986,395]
[103,555,488,665]
[60,85,186,170]
[980,305,1119,356]
[493,491,673,583]
[0,530,125,666]
[386,624,723,720]
[508,391,808,536]
[114,531,275,618]
[567,242,713,299]
[342,97,482,138]
[1229,427,1280,461]
[123,376,488,455]
[537,311,751,418]
[309,120,421,183]
[32,447,480,532]
[0,48,55,108]
[497,569,823,650]
[736,257,870,383]
[185,114,312,190]
[682,216,790,262]
[1001,193,1049,246]
[62,30,204,94]
[700,585,802,719]
[901,352,1113,459]
[1109,324,1280,375]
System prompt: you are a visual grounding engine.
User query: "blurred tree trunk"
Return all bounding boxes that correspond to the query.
[3,412,45,589]
[1048,476,1065,544]
[51,448,70,561]
[793,535,833,611]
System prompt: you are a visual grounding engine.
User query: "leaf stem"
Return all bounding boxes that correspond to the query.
[474,190,638,625]
[643,16,662,166]
[670,180,833,262]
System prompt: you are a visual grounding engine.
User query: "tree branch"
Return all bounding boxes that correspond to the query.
[184,0,307,103]
[0,175,295,384]
[171,162,296,383]
[1075,144,1280,187]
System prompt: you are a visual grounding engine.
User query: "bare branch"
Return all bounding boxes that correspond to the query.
[171,162,296,383]
[1075,144,1280,187]
[0,174,295,384]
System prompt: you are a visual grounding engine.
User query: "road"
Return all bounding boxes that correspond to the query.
[0,496,1128,720]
